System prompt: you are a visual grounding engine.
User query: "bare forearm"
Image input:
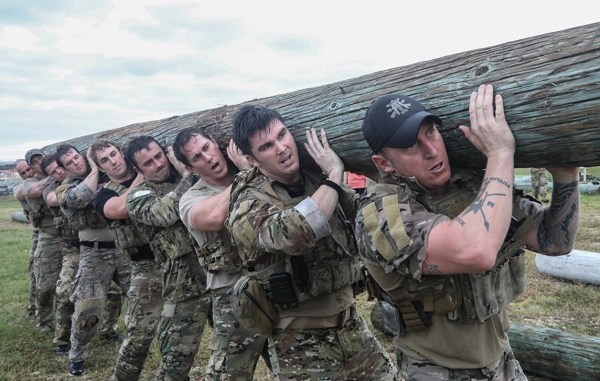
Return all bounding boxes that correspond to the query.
[537,180,579,255]
[425,156,514,274]
[83,169,99,194]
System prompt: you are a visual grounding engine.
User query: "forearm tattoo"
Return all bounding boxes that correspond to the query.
[423,263,441,275]
[537,181,579,254]
[458,177,510,231]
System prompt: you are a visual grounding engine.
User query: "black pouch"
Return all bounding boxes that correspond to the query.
[267,272,298,310]
[380,300,405,336]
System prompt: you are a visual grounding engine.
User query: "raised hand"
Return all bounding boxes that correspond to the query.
[304,127,344,183]
[227,139,252,171]
[458,84,515,160]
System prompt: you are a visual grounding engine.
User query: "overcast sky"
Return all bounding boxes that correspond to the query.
[1,0,597,161]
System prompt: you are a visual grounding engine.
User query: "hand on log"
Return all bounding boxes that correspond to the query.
[167,146,190,177]
[458,84,515,161]
[304,128,344,184]
[226,139,252,171]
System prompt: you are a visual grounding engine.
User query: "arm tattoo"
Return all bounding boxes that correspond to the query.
[423,263,441,275]
[459,177,509,231]
[537,181,579,254]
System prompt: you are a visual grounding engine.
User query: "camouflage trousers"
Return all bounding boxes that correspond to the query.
[530,168,548,201]
[33,231,64,331]
[27,228,39,316]
[268,304,399,381]
[156,293,212,381]
[112,259,163,381]
[69,246,131,362]
[397,344,527,381]
[205,287,270,380]
[53,244,79,346]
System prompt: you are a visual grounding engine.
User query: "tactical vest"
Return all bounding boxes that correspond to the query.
[134,180,199,265]
[193,181,243,275]
[56,176,107,231]
[228,168,363,306]
[44,182,75,238]
[101,181,148,256]
[362,170,539,332]
[26,181,57,234]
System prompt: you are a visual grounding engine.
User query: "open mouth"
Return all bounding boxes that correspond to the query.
[280,153,292,165]
[430,162,443,172]
[211,162,219,171]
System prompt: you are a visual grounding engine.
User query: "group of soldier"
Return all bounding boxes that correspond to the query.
[12,83,580,381]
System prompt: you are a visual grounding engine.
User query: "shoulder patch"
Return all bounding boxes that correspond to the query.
[131,190,151,199]
[361,194,411,263]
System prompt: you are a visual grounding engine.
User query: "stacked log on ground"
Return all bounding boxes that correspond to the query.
[536,250,600,285]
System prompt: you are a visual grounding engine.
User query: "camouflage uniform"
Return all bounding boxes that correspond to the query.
[530,168,548,201]
[127,172,211,381]
[43,180,80,347]
[354,168,544,380]
[180,178,269,380]
[23,175,63,331]
[94,178,164,381]
[56,174,131,363]
[227,167,398,380]
[15,185,38,317]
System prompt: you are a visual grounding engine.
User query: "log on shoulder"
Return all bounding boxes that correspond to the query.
[42,22,600,177]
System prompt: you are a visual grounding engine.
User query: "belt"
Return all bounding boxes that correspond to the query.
[80,241,116,249]
[63,238,81,249]
[276,305,354,330]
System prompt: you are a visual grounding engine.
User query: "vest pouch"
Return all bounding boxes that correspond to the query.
[152,228,194,260]
[231,273,279,335]
[468,249,526,322]
[380,300,404,336]
[110,223,146,251]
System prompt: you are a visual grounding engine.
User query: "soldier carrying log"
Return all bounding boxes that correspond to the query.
[354,84,581,380]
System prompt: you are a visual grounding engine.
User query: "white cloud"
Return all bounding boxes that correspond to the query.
[0,0,598,161]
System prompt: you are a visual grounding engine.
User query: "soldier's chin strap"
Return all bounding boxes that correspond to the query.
[272,170,306,198]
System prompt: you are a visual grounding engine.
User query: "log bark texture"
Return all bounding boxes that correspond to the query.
[536,250,600,285]
[508,322,600,381]
[42,22,600,177]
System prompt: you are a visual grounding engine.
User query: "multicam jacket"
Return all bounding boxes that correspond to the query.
[43,180,77,239]
[23,175,56,232]
[55,174,108,231]
[354,167,545,368]
[126,172,206,302]
[227,167,362,306]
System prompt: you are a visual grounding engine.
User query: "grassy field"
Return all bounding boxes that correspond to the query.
[1,191,599,381]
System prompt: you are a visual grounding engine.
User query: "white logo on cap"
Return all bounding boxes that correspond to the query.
[386,98,411,118]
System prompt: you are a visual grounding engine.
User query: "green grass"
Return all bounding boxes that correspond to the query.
[1,193,599,381]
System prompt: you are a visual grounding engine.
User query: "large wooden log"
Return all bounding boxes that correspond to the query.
[536,250,600,285]
[42,22,600,177]
[509,322,600,381]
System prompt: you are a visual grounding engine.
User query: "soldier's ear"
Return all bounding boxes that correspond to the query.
[245,154,257,167]
[372,154,395,174]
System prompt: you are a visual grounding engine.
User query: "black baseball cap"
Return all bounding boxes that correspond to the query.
[25,148,44,165]
[362,94,442,152]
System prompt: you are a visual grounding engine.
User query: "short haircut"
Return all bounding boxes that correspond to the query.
[125,135,161,168]
[55,144,80,167]
[40,154,58,176]
[172,127,211,166]
[89,140,121,166]
[232,105,285,156]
